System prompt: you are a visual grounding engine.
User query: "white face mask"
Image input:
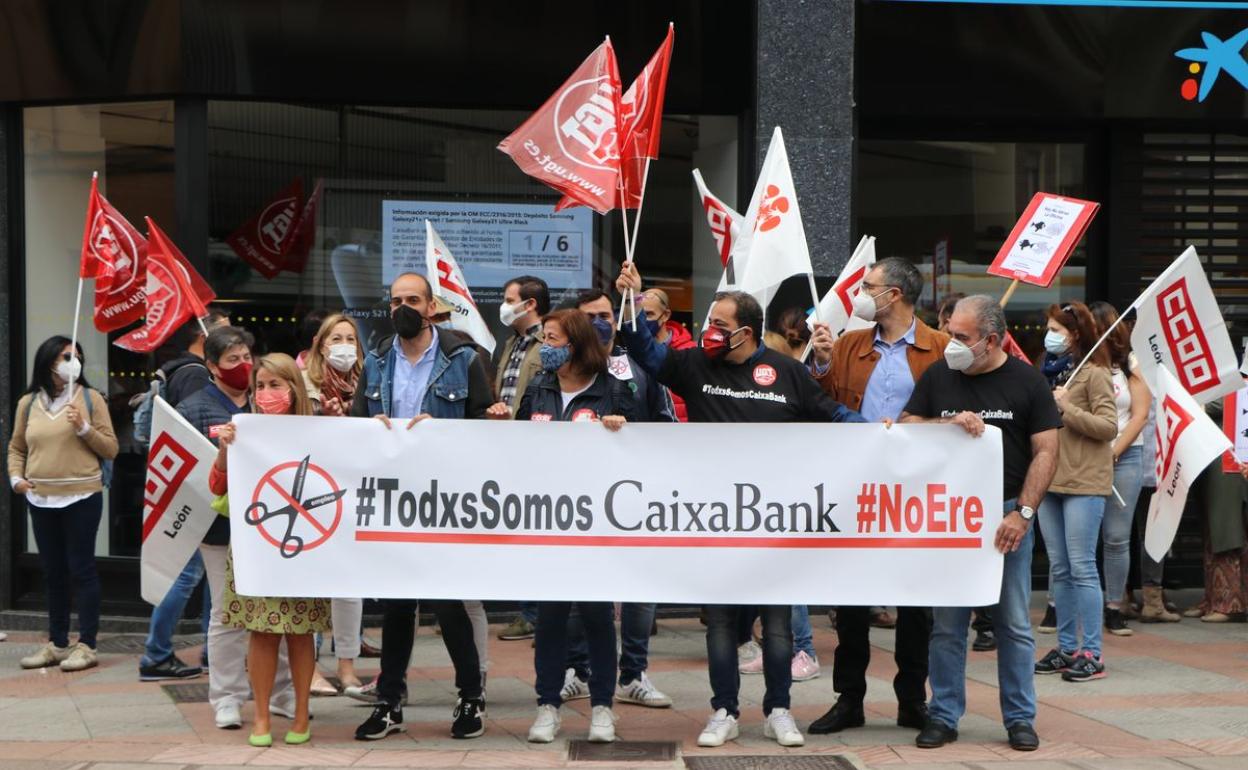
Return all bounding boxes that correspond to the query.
[499,301,528,327]
[54,356,82,383]
[326,343,358,373]
[851,287,893,323]
[944,337,988,372]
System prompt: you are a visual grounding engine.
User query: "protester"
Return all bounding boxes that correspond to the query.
[211,354,329,747]
[936,294,965,333]
[514,309,632,743]
[294,309,330,369]
[807,257,947,734]
[901,295,1060,752]
[350,272,491,741]
[1089,301,1149,637]
[617,259,864,749]
[576,288,675,423]
[176,326,297,730]
[638,287,694,421]
[10,337,118,673]
[1033,302,1117,683]
[774,306,812,360]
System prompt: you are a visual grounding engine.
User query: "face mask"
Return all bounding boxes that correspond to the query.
[643,316,662,337]
[944,338,988,372]
[700,326,745,361]
[590,316,615,347]
[851,288,893,323]
[1043,330,1070,355]
[392,304,425,339]
[255,388,293,415]
[215,360,253,391]
[54,356,82,383]
[499,301,528,327]
[539,343,572,372]
[326,343,357,373]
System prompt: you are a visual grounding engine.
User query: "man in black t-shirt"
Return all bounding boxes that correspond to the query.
[901,295,1060,753]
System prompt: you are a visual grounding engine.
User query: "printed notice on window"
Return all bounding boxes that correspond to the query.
[987,193,1100,288]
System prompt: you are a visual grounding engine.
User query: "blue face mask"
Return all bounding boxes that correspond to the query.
[590,316,615,346]
[1043,330,1070,355]
[643,316,661,337]
[539,343,572,372]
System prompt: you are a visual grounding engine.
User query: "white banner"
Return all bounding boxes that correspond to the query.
[228,416,1005,606]
[426,221,496,355]
[141,397,219,605]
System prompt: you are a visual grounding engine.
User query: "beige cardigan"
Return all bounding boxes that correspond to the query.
[8,388,118,496]
[1050,365,1118,496]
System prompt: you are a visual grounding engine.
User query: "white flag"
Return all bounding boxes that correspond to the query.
[693,168,742,272]
[1144,365,1232,562]
[426,220,496,355]
[807,235,878,337]
[1131,246,1238,404]
[141,397,219,605]
[736,127,815,298]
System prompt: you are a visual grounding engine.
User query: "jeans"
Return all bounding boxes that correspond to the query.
[28,495,103,649]
[929,499,1036,729]
[536,602,616,707]
[791,605,815,658]
[707,605,791,717]
[1103,446,1144,604]
[568,602,653,684]
[377,599,481,706]
[1039,492,1106,657]
[833,605,930,705]
[141,551,208,667]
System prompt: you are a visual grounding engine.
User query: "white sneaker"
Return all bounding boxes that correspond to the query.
[269,701,298,720]
[737,640,761,668]
[20,642,69,669]
[345,680,407,706]
[697,708,739,747]
[58,643,97,673]
[588,705,618,743]
[527,704,561,743]
[616,672,672,708]
[215,702,243,730]
[791,651,821,682]
[561,668,589,701]
[764,707,805,747]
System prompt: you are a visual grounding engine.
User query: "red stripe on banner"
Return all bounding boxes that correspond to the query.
[354,531,983,549]
[141,506,163,544]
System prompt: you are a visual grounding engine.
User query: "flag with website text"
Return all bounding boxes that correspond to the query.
[114,218,216,353]
[80,175,149,331]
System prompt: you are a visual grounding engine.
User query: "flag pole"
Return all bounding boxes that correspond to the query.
[615,176,635,330]
[68,276,84,405]
[1065,295,1142,385]
[621,158,654,332]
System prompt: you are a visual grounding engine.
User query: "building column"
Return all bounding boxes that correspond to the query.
[0,106,14,610]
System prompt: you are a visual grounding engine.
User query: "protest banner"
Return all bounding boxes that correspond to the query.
[1221,381,1248,474]
[987,192,1100,288]
[140,397,219,605]
[229,417,1005,606]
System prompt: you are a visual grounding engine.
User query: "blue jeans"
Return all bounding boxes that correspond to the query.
[1103,446,1143,604]
[568,602,655,684]
[141,551,209,668]
[791,605,815,658]
[1039,492,1105,657]
[707,604,791,717]
[535,602,616,707]
[28,495,104,649]
[929,499,1036,729]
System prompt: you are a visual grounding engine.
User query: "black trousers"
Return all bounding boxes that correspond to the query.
[377,599,481,705]
[832,605,931,706]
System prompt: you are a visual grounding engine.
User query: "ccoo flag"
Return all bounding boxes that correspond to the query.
[114,218,216,353]
[735,127,815,299]
[80,174,149,331]
[807,235,877,337]
[426,221,496,355]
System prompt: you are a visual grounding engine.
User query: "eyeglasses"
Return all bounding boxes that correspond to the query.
[860,281,899,293]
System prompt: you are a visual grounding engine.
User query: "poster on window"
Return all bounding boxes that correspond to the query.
[987,193,1100,287]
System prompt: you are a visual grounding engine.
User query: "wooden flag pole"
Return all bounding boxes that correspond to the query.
[615,175,635,330]
[998,278,1021,308]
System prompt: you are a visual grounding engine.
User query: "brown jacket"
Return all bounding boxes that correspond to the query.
[815,318,950,413]
[1051,364,1118,495]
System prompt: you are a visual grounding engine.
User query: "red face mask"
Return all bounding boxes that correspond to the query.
[255,388,293,415]
[700,326,744,361]
[215,361,253,391]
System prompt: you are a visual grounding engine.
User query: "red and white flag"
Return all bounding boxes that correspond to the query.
[618,23,673,209]
[1144,364,1232,561]
[498,39,623,214]
[114,218,216,353]
[80,174,148,331]
[693,168,742,271]
[226,180,304,279]
[1131,246,1239,404]
[807,235,877,337]
[426,221,496,355]
[282,178,321,275]
[736,127,815,299]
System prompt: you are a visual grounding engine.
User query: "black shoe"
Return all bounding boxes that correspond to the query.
[1007,721,1039,751]
[1037,605,1057,633]
[355,702,404,741]
[915,721,958,749]
[808,699,865,734]
[897,701,928,730]
[1105,607,1133,637]
[139,655,202,682]
[1035,647,1076,675]
[972,629,997,651]
[451,697,485,739]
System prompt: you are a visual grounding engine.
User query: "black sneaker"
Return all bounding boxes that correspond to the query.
[355,702,405,741]
[451,697,486,739]
[1037,605,1057,633]
[139,655,203,682]
[972,629,997,651]
[1034,648,1076,675]
[1105,607,1133,637]
[1062,651,1106,682]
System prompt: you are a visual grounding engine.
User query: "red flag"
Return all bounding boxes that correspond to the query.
[114,218,216,353]
[619,23,674,208]
[1003,331,1031,364]
[498,38,623,214]
[282,178,321,275]
[226,180,304,279]
[80,174,149,331]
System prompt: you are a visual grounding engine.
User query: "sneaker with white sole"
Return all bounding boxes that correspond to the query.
[588,705,618,742]
[20,642,69,669]
[344,679,407,706]
[791,651,821,682]
[737,640,761,668]
[739,649,765,675]
[215,702,243,730]
[764,707,805,747]
[59,643,97,672]
[561,668,590,701]
[616,672,672,708]
[527,704,561,743]
[697,708,740,747]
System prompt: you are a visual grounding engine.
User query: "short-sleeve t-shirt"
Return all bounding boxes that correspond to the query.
[904,356,1063,500]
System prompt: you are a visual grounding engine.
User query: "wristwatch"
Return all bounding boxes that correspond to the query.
[1018,505,1035,521]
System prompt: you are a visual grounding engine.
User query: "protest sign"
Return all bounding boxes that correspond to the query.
[987,192,1099,287]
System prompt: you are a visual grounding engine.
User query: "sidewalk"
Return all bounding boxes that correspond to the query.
[0,593,1246,770]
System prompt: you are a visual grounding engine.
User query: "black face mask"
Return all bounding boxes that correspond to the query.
[392,305,425,340]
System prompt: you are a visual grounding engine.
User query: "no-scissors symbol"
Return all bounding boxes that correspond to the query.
[246,455,345,559]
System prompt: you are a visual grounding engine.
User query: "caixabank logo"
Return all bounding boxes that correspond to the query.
[1176,27,1248,102]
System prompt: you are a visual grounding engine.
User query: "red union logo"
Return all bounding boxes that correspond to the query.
[755,185,791,233]
[142,434,197,542]
[90,210,140,291]
[1156,394,1195,485]
[703,196,735,265]
[257,196,299,256]
[1157,278,1218,393]
[835,266,868,316]
[555,77,620,170]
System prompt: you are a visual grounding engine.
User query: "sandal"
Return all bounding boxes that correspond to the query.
[310,670,339,696]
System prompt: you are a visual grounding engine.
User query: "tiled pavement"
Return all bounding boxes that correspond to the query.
[1,593,1247,769]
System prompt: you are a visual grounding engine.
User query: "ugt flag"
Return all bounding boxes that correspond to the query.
[736,127,815,299]
[225,180,304,280]
[114,218,216,353]
[617,23,674,209]
[425,221,496,355]
[498,38,623,214]
[1131,246,1239,404]
[141,397,219,604]
[80,174,148,332]
[1144,365,1232,562]
[807,235,877,337]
